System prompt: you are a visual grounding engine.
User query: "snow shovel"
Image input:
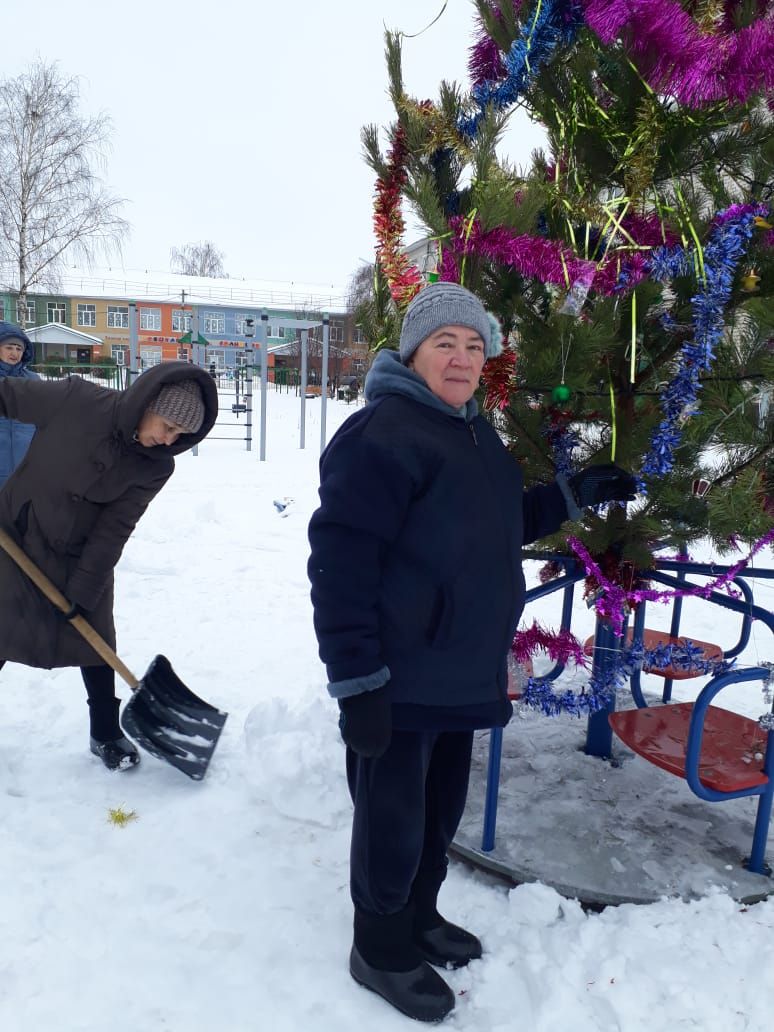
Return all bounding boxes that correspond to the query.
[0,527,227,780]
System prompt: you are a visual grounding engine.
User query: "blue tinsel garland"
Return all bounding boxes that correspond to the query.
[642,210,762,476]
[519,639,730,717]
[459,0,583,140]
[543,418,579,478]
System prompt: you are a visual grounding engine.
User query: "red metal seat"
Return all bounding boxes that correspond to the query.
[506,658,533,700]
[610,703,768,793]
[584,629,723,679]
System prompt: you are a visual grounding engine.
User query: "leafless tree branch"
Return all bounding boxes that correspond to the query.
[0,60,128,325]
[170,241,227,278]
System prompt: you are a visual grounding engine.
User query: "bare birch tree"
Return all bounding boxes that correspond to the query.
[170,241,227,278]
[0,60,127,327]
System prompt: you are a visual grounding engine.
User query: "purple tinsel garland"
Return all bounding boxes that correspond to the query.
[438,216,598,291]
[467,1,774,112]
[568,529,774,638]
[581,0,774,107]
[513,620,589,667]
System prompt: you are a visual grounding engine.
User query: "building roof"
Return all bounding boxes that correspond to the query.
[25,323,103,347]
[60,266,349,314]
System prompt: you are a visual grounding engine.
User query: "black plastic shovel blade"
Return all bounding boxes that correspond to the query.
[120,654,228,780]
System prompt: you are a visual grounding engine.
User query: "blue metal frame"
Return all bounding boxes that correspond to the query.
[480,555,774,873]
[628,573,757,708]
[684,666,774,875]
[662,564,686,702]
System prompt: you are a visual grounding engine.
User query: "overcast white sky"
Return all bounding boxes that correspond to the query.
[3,0,545,294]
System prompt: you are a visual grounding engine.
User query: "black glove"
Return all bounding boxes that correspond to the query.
[569,463,637,508]
[62,602,89,622]
[338,688,392,758]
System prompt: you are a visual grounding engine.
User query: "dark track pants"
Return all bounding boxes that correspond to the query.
[346,728,474,917]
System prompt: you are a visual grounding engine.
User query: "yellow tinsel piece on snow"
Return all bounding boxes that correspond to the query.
[107,806,138,827]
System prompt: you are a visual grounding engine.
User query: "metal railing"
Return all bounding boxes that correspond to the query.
[30,363,128,389]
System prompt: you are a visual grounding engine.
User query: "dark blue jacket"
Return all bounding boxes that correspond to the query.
[308,351,570,722]
[0,326,39,489]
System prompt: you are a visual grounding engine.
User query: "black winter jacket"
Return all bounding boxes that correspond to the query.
[308,353,570,719]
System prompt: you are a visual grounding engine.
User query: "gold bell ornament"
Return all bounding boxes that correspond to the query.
[741,269,760,293]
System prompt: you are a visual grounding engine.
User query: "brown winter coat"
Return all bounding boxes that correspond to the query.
[0,362,217,668]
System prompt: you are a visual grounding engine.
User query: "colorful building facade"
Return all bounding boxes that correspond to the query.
[0,288,369,381]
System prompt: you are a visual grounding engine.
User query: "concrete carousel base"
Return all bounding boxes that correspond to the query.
[452,707,774,907]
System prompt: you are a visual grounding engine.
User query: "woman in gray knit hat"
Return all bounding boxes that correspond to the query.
[0,362,216,771]
[308,281,635,1022]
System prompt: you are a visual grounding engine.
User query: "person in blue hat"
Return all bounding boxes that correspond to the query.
[0,321,39,489]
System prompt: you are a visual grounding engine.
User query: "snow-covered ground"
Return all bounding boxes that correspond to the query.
[1,385,773,1031]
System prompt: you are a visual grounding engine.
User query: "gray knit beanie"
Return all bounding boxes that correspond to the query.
[399,282,503,365]
[148,380,205,434]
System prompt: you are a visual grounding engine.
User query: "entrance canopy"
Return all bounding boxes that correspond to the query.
[25,323,103,362]
[25,323,103,349]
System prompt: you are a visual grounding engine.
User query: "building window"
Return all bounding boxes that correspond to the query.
[77,303,96,327]
[140,307,161,331]
[172,309,192,333]
[140,346,162,367]
[234,314,255,335]
[203,311,225,335]
[329,322,343,343]
[205,348,225,369]
[0,301,4,320]
[107,305,129,328]
[48,302,66,324]
[353,326,366,345]
[111,345,127,365]
[25,300,36,325]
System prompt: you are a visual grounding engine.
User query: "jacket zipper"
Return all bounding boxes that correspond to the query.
[468,422,478,446]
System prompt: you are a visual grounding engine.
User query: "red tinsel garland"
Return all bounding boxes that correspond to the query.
[481,347,518,410]
[373,126,423,309]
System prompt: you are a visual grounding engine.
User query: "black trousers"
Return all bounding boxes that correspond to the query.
[346,728,474,918]
[0,661,120,741]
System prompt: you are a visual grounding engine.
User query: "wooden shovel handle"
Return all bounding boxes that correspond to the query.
[0,526,139,690]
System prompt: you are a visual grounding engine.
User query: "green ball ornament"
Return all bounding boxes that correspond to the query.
[551,384,571,403]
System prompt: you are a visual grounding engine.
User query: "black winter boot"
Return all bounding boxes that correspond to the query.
[83,668,139,770]
[411,870,482,969]
[414,919,482,970]
[351,906,455,1022]
[90,736,140,771]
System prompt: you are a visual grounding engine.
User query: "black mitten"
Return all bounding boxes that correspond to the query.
[62,602,89,622]
[569,463,637,508]
[338,688,392,758]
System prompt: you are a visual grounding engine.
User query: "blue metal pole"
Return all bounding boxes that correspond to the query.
[584,617,620,758]
[481,727,504,852]
[662,566,687,702]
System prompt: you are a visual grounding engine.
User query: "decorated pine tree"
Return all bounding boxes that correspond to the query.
[362,0,774,582]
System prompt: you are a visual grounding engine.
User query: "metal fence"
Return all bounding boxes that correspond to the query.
[30,363,128,389]
[28,359,360,456]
